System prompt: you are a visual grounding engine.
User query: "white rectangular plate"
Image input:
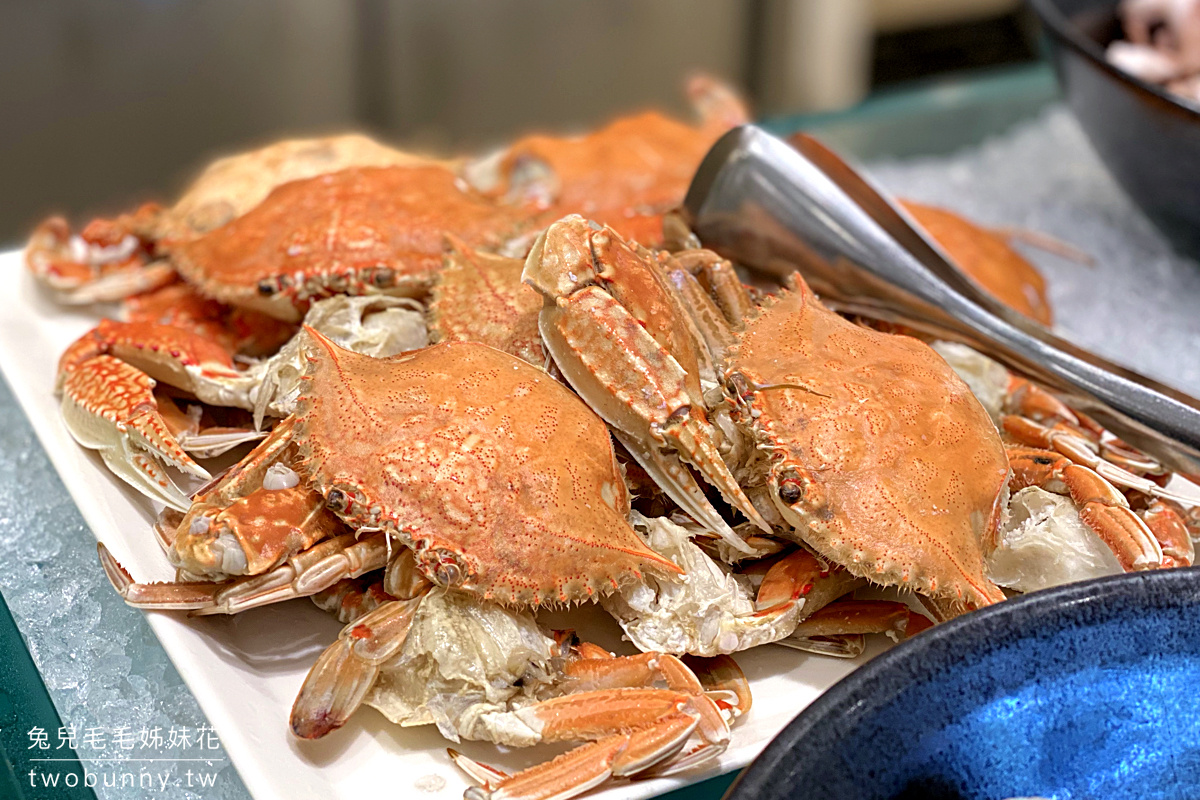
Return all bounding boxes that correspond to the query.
[0,248,881,800]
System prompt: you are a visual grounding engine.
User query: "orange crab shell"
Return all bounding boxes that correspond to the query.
[57,318,241,391]
[171,165,536,323]
[729,278,1010,610]
[159,134,440,242]
[123,281,297,358]
[291,333,681,606]
[899,200,1054,326]
[427,235,546,367]
[490,112,719,245]
[477,78,749,248]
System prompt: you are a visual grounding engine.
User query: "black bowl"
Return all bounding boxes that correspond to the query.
[1030,0,1200,258]
[724,568,1200,800]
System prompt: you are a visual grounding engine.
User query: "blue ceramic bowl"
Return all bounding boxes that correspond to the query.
[725,568,1200,800]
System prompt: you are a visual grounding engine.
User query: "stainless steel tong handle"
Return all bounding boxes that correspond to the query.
[682,125,1200,470]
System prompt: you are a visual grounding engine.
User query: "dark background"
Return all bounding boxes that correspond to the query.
[0,0,1041,245]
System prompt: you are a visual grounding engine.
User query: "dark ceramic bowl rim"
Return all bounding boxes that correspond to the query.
[725,566,1200,800]
[1028,0,1200,121]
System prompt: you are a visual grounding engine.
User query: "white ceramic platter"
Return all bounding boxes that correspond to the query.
[0,248,881,800]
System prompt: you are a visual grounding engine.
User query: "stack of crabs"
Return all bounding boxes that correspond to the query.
[29,79,1199,800]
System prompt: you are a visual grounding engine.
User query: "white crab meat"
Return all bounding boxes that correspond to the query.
[250,295,428,426]
[930,340,1009,424]
[364,589,556,743]
[68,233,140,266]
[987,486,1123,593]
[600,513,805,657]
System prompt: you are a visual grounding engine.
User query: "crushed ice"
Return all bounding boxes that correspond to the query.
[0,378,246,799]
[868,107,1200,396]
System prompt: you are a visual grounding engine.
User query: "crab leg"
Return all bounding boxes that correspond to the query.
[448,750,510,787]
[291,592,427,739]
[561,652,731,727]
[687,73,752,135]
[382,547,434,600]
[658,264,740,370]
[155,392,264,459]
[683,654,753,719]
[791,600,929,638]
[667,250,754,333]
[752,549,863,613]
[1008,445,1163,571]
[1139,498,1197,568]
[572,641,616,661]
[464,715,701,800]
[99,530,391,614]
[456,688,727,800]
[453,650,736,798]
[750,550,931,657]
[310,575,397,624]
[779,600,932,659]
[1003,415,1190,505]
[60,355,208,511]
[167,419,347,579]
[1001,377,1168,476]
[525,221,766,549]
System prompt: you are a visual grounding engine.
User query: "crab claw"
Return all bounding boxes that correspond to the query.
[99,531,391,616]
[60,355,208,510]
[779,599,933,658]
[1007,445,1164,572]
[57,319,256,409]
[290,594,427,739]
[524,217,766,552]
[448,750,510,787]
[26,210,174,304]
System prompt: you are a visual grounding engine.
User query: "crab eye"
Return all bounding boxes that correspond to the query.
[435,563,462,587]
[777,471,805,505]
[665,404,691,425]
[257,279,276,296]
[728,372,754,402]
[326,488,348,512]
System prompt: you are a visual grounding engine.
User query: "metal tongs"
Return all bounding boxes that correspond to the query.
[681,125,1200,473]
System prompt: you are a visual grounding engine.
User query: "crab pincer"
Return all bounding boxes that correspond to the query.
[523,216,768,553]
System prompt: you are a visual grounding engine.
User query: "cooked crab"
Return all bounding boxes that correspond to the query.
[526,217,1012,615]
[159,133,442,242]
[296,580,748,800]
[171,165,538,322]
[26,134,436,304]
[897,200,1055,326]
[464,76,749,248]
[59,295,427,510]
[261,333,746,798]
[97,326,675,617]
[26,204,176,305]
[290,332,678,604]
[933,340,1198,584]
